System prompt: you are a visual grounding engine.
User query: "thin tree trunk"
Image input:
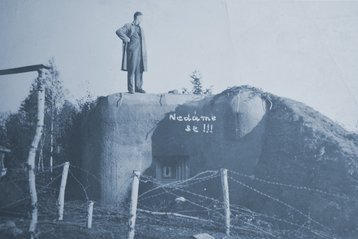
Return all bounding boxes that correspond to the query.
[27,73,46,238]
[49,101,54,173]
[37,133,45,172]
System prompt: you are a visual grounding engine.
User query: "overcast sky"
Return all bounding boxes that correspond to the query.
[0,0,357,131]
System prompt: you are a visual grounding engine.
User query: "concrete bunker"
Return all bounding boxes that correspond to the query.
[79,85,358,235]
[81,86,268,205]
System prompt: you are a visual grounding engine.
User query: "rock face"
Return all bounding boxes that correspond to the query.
[81,86,358,237]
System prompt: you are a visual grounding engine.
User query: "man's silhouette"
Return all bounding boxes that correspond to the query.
[116,11,147,94]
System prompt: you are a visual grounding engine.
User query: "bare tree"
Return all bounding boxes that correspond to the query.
[27,68,49,238]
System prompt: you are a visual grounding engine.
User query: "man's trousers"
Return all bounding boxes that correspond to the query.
[127,65,143,92]
[126,45,144,92]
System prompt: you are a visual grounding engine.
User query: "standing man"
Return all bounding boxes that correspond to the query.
[116,11,147,94]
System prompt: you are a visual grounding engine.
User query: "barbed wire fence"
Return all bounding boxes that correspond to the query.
[0,164,131,239]
[1,164,357,238]
[132,168,357,239]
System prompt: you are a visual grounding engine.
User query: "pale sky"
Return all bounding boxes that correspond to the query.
[0,0,357,131]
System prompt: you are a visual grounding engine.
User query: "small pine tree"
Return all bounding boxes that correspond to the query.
[189,70,213,95]
[190,70,203,95]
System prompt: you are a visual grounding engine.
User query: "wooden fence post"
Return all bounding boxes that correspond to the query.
[221,168,230,236]
[128,170,140,239]
[87,201,94,229]
[58,162,70,220]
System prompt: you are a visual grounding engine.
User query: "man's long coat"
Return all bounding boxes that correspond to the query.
[116,23,148,72]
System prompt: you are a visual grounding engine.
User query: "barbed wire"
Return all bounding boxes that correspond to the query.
[42,162,67,171]
[138,173,226,220]
[171,209,216,214]
[137,170,338,238]
[69,164,101,184]
[173,187,223,206]
[137,201,157,212]
[230,204,292,237]
[0,195,30,210]
[4,162,66,173]
[139,200,278,239]
[40,172,62,188]
[171,188,224,217]
[68,168,89,201]
[163,188,221,215]
[139,170,219,198]
[36,173,62,191]
[228,176,331,232]
[139,174,219,193]
[230,222,279,239]
[229,170,353,201]
[230,206,333,239]
[139,174,214,187]
[137,206,224,230]
[139,173,220,202]
[0,172,62,210]
[36,186,60,194]
[137,212,221,235]
[138,178,220,210]
[138,190,167,202]
[230,205,301,229]
[0,165,349,238]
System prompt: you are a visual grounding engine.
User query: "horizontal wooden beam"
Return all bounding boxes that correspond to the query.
[0,64,50,76]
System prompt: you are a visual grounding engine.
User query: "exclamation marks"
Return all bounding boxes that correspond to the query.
[203,124,214,133]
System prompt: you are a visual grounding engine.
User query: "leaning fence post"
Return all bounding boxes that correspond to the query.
[87,200,94,229]
[221,168,230,236]
[58,162,70,220]
[128,170,140,239]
